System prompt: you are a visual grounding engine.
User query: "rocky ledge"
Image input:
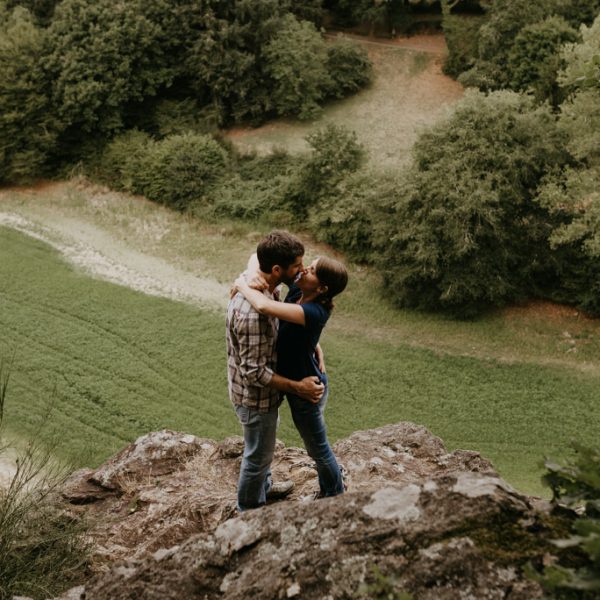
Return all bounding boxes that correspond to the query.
[57,422,565,599]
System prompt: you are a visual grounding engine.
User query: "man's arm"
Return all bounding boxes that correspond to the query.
[270,373,324,404]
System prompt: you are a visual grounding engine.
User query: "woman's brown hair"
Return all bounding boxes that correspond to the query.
[315,256,348,311]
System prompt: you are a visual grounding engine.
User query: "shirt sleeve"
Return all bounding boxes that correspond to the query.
[234,309,275,388]
[301,302,329,333]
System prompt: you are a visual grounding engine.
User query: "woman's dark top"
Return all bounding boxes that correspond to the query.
[276,284,329,383]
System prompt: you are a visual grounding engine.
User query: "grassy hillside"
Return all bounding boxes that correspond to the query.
[2,196,599,495]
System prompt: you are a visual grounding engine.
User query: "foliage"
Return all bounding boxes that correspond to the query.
[94,129,153,192]
[263,14,332,119]
[329,0,437,32]
[135,133,229,211]
[43,0,176,138]
[325,37,373,98]
[4,0,59,25]
[559,15,600,91]
[535,16,600,315]
[538,444,600,596]
[376,90,567,317]
[307,168,397,263]
[184,0,293,124]
[458,0,557,89]
[0,5,57,183]
[148,98,219,138]
[286,123,366,218]
[442,12,487,77]
[507,16,579,104]
[0,361,91,599]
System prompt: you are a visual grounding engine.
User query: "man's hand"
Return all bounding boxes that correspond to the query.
[293,376,324,404]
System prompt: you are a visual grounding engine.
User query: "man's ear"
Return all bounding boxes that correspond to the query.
[271,265,282,279]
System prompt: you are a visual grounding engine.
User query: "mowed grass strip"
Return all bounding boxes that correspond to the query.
[2,226,599,494]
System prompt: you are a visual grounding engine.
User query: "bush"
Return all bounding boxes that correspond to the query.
[307,169,398,264]
[0,361,91,599]
[508,16,579,104]
[136,133,229,210]
[95,129,153,191]
[286,123,366,218]
[376,90,568,318]
[536,444,600,596]
[325,37,373,98]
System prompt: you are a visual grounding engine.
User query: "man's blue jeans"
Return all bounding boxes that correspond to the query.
[235,404,278,512]
[287,376,344,497]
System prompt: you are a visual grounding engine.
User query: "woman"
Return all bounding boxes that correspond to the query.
[234,255,348,498]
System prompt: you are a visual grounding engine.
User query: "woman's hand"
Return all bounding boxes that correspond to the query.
[316,343,326,373]
[246,272,268,291]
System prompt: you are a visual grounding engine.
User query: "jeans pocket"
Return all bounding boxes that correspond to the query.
[235,404,250,425]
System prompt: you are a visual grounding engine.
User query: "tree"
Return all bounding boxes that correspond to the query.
[377,90,568,317]
[44,0,176,137]
[507,16,579,104]
[184,0,292,124]
[0,5,57,183]
[264,15,332,119]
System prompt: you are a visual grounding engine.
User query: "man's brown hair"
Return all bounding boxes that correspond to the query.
[257,230,305,273]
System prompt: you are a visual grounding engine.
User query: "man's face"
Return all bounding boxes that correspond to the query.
[279,255,304,286]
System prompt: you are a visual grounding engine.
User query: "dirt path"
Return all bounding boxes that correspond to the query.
[0,192,230,310]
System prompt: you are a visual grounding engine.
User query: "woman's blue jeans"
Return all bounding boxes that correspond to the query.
[287,376,344,497]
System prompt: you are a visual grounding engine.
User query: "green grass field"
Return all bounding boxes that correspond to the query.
[2,222,599,495]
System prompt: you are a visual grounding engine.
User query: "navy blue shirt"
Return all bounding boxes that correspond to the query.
[276,284,329,382]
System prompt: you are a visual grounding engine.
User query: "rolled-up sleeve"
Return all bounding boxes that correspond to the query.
[235,310,274,388]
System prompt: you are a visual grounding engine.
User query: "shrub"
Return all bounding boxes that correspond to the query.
[537,444,600,596]
[263,14,332,119]
[325,37,373,98]
[286,123,366,218]
[136,133,229,210]
[507,16,579,104]
[376,90,568,318]
[95,129,153,191]
[308,169,398,264]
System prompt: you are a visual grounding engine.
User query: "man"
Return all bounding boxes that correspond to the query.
[226,230,324,511]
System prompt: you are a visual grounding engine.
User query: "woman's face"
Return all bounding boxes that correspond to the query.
[296,259,322,293]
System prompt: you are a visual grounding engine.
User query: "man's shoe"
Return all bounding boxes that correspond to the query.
[266,480,295,500]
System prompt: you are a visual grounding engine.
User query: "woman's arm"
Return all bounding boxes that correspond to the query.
[234,276,306,325]
[244,253,268,290]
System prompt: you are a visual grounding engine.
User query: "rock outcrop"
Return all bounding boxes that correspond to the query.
[58,423,560,599]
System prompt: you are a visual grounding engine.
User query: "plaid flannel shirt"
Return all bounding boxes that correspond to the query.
[226,290,280,412]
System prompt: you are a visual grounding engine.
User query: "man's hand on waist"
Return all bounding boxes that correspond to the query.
[292,376,324,404]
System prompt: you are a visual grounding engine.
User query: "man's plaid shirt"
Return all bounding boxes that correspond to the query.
[226,290,280,412]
